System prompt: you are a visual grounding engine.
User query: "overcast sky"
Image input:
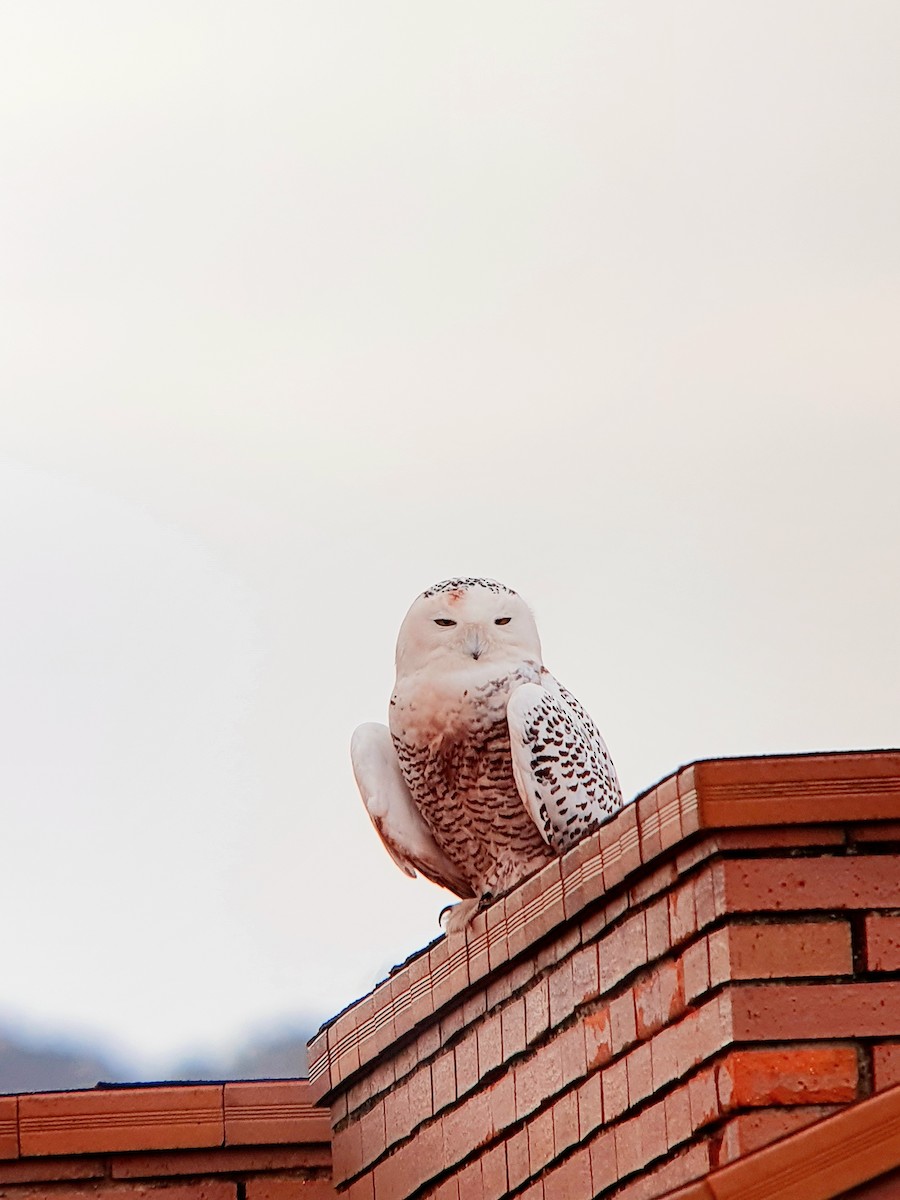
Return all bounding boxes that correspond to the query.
[1,2,898,1074]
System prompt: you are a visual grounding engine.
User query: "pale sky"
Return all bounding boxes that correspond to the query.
[1,2,898,1074]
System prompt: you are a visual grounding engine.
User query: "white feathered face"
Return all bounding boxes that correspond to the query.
[395,578,542,675]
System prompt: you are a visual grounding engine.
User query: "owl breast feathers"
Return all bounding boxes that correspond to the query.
[351,578,623,932]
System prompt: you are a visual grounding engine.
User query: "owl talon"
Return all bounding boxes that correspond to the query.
[439,898,481,936]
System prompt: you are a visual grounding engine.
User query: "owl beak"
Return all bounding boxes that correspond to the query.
[464,630,485,660]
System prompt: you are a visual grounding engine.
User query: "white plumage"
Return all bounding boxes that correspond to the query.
[351,578,623,931]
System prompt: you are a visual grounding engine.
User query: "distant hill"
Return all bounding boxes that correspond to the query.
[0,1033,122,1094]
[0,1023,316,1095]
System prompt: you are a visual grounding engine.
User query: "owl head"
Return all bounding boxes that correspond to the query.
[395,578,542,675]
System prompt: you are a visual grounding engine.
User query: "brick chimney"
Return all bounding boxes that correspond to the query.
[307,750,900,1199]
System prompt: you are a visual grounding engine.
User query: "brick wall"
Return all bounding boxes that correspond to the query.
[0,1080,335,1198]
[307,750,900,1200]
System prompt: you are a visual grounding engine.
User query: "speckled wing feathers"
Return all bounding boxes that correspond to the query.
[507,675,623,853]
[389,664,555,898]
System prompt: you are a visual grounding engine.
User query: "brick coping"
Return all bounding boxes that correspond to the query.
[306,748,900,1103]
[0,1078,330,1159]
[661,1079,900,1200]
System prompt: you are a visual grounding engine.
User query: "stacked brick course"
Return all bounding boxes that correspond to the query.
[307,751,900,1199]
[0,1080,335,1198]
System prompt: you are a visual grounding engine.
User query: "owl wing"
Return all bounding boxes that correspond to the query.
[351,722,476,899]
[506,675,623,854]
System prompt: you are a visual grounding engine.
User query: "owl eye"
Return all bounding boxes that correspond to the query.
[434,618,457,627]
[494,617,511,626]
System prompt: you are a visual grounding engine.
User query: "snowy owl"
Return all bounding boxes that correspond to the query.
[351,578,623,933]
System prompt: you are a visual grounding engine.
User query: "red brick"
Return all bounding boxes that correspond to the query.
[602,1057,629,1122]
[849,820,900,843]
[693,864,720,929]
[524,977,550,1045]
[611,1142,711,1200]
[0,1159,104,1184]
[548,956,575,1026]
[515,1040,562,1121]
[527,1107,555,1175]
[682,937,711,1003]
[462,984,488,1029]
[519,1180,545,1200]
[331,1121,363,1185]
[637,785,663,863]
[426,1178,458,1200]
[715,1104,840,1164]
[713,827,845,851]
[486,956,534,1011]
[706,927,731,988]
[535,923,580,975]
[359,1101,385,1170]
[429,935,470,1015]
[664,1083,693,1149]
[543,1145,593,1198]
[112,1148,331,1181]
[551,1088,579,1157]
[657,775,683,853]
[614,1111,645,1179]
[635,959,685,1039]
[477,1012,503,1077]
[609,990,638,1053]
[454,1031,479,1097]
[506,1125,530,1191]
[515,858,565,952]
[25,1185,236,1200]
[487,895,511,975]
[872,1043,900,1091]
[601,800,642,890]
[346,1177,375,1200]
[245,1180,336,1200]
[583,1007,613,1070]
[668,1009,707,1079]
[384,1079,412,1148]
[446,1087,495,1168]
[717,1046,858,1108]
[439,1002,465,1045]
[431,1052,457,1114]
[480,1140,508,1200]
[730,981,900,1041]
[626,1041,653,1107]
[0,1096,16,1159]
[416,1020,441,1063]
[406,1063,433,1130]
[486,1071,516,1134]
[455,1155,485,1200]
[562,830,605,921]
[720,855,900,913]
[650,1023,681,1091]
[601,911,648,990]
[641,1099,668,1165]
[18,1085,224,1156]
[726,919,853,979]
[669,881,698,946]
[688,1067,719,1131]
[557,1022,587,1086]
[630,859,678,907]
[691,992,732,1069]
[571,943,600,1006]
[645,897,671,960]
[576,1074,603,1140]
[500,996,526,1061]
[866,914,900,971]
[588,1125,619,1193]
[693,751,900,825]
